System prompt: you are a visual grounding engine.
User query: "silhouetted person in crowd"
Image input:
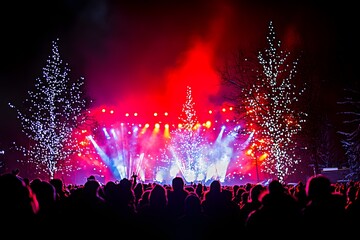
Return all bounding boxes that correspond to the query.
[131,172,138,188]
[103,178,138,228]
[201,180,223,218]
[239,183,265,226]
[293,180,307,209]
[345,184,360,231]
[64,176,115,232]
[49,178,69,201]
[244,182,253,192]
[136,188,151,211]
[195,182,204,201]
[137,183,170,239]
[201,180,235,237]
[239,191,249,209]
[232,186,246,206]
[116,178,137,217]
[232,184,240,198]
[0,173,39,234]
[246,179,303,234]
[167,176,190,219]
[174,192,213,240]
[133,182,144,206]
[30,179,60,227]
[102,179,137,233]
[221,187,242,233]
[302,174,347,236]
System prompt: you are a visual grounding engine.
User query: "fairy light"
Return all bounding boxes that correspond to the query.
[178,86,198,130]
[242,21,307,182]
[8,38,91,179]
[161,86,209,182]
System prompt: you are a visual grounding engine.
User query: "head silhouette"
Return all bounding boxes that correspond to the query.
[306,174,332,200]
[209,180,221,193]
[172,177,185,191]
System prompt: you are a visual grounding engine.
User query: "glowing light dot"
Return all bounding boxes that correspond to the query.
[125,113,129,117]
[110,110,114,114]
[208,110,213,114]
[134,112,138,116]
[154,112,158,116]
[101,108,106,113]
[145,123,150,128]
[164,112,168,116]
[155,123,160,128]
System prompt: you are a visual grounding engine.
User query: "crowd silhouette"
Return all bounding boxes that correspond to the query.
[1,170,359,238]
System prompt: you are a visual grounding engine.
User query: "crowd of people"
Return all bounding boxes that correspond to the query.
[1,170,359,238]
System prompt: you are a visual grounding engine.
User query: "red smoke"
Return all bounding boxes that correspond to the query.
[81,1,305,124]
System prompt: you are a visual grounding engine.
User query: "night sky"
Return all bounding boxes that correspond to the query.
[0,0,359,151]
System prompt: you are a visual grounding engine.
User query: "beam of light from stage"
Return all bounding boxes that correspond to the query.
[170,147,184,177]
[226,129,256,182]
[131,125,148,182]
[205,125,241,183]
[103,127,111,140]
[140,123,149,135]
[133,125,139,136]
[110,128,118,140]
[109,126,125,179]
[153,146,179,183]
[118,123,130,179]
[87,135,121,181]
[229,125,241,139]
[240,130,255,150]
[87,135,111,165]
[170,126,209,183]
[114,123,149,180]
[215,125,226,143]
[223,125,242,146]
[141,123,161,154]
[164,124,170,139]
[134,152,145,182]
[166,146,199,183]
[153,123,160,134]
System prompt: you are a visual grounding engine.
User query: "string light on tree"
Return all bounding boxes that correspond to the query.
[9,38,92,180]
[243,21,307,182]
[163,86,209,183]
[178,86,198,130]
[221,21,307,183]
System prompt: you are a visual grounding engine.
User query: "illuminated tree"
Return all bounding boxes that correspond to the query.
[337,88,360,181]
[178,86,199,130]
[166,86,209,183]
[221,21,307,183]
[9,38,91,180]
